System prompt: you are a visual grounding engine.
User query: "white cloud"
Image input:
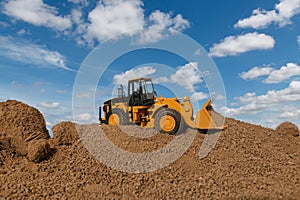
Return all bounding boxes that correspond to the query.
[39,101,60,109]
[17,29,29,36]
[278,105,300,118]
[223,81,300,116]
[234,92,257,103]
[240,66,274,80]
[3,0,72,31]
[85,0,144,43]
[0,36,73,71]
[75,91,94,99]
[135,11,189,44]
[39,89,45,93]
[3,0,189,45]
[154,76,169,83]
[170,62,203,91]
[113,66,156,86]
[265,63,300,83]
[279,111,299,118]
[74,113,92,121]
[191,92,209,101]
[234,0,300,29]
[71,9,83,25]
[157,62,204,92]
[240,63,300,84]
[0,21,9,28]
[67,0,88,5]
[209,32,275,57]
[297,35,300,48]
[46,121,54,127]
[84,0,189,44]
[215,94,225,100]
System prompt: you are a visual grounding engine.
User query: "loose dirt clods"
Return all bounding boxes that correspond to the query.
[27,139,51,163]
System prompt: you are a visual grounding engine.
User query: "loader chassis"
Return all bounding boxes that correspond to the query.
[99,78,224,134]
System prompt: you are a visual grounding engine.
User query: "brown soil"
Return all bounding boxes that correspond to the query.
[0,100,49,142]
[52,121,79,146]
[27,139,51,163]
[276,121,300,136]
[0,101,300,199]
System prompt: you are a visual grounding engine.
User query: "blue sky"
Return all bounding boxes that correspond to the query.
[1,0,300,129]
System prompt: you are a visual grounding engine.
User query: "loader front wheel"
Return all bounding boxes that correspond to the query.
[107,109,127,125]
[155,108,183,135]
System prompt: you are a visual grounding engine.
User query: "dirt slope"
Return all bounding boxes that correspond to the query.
[0,101,299,199]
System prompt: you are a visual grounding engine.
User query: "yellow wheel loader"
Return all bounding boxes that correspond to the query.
[99,78,226,134]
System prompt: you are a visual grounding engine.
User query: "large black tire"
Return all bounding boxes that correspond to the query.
[154,108,186,135]
[106,109,128,125]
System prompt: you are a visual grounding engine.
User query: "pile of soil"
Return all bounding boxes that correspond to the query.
[52,121,79,145]
[0,100,50,162]
[0,100,49,141]
[0,100,299,199]
[276,121,299,136]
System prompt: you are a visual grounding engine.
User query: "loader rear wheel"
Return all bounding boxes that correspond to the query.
[155,108,184,135]
[107,109,127,125]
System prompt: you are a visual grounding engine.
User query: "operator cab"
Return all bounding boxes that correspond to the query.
[118,78,156,106]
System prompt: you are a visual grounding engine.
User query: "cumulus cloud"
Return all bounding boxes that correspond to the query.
[240,66,274,80]
[39,101,60,109]
[84,0,144,43]
[70,9,83,25]
[209,32,275,57]
[2,0,190,45]
[265,63,300,83]
[74,113,92,121]
[84,0,189,44]
[0,36,73,71]
[17,29,29,36]
[234,0,300,29]
[234,92,257,103]
[223,81,300,116]
[135,11,190,44]
[3,0,72,31]
[113,66,156,86]
[191,92,209,101]
[297,35,300,48]
[240,63,300,83]
[279,110,300,118]
[169,62,203,91]
[157,62,204,92]
[67,0,88,5]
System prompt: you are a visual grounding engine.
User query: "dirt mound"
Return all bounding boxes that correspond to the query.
[276,121,299,136]
[27,139,51,163]
[0,103,299,199]
[52,121,79,145]
[0,100,49,141]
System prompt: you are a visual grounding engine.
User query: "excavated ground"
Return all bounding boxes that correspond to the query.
[0,100,300,199]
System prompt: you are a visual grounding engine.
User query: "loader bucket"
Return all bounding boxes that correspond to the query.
[195,99,226,130]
